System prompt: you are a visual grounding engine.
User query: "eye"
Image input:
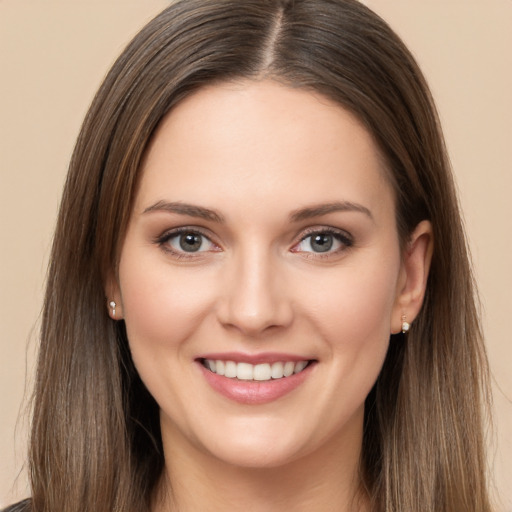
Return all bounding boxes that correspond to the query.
[302,233,336,253]
[293,229,353,255]
[173,232,208,252]
[157,228,218,255]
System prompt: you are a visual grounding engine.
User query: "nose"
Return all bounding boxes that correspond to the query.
[216,249,293,337]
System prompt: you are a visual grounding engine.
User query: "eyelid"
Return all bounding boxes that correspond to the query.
[153,224,353,260]
[154,226,221,258]
[291,226,354,257]
[298,225,352,240]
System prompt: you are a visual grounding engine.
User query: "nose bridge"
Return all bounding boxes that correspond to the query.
[219,244,292,335]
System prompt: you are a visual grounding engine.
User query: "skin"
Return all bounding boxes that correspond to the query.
[109,80,433,511]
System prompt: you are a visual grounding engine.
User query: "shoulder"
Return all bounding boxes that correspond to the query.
[1,499,31,512]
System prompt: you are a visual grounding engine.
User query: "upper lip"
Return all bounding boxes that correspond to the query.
[196,352,315,365]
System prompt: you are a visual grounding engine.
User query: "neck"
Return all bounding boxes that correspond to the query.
[153,416,369,512]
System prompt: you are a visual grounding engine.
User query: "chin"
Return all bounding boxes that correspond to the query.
[163,410,314,470]
[204,436,309,470]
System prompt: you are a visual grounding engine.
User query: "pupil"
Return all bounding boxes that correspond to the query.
[311,234,333,252]
[180,233,202,252]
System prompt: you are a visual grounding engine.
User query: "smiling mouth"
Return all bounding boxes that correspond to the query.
[200,359,314,382]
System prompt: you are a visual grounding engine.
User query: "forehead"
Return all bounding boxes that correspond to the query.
[136,80,393,221]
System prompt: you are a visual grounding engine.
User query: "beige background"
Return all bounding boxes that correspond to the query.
[1,0,510,509]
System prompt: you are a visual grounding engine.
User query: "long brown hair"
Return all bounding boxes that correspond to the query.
[24,1,492,511]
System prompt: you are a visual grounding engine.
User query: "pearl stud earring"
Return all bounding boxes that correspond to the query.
[109,301,116,318]
[401,315,410,333]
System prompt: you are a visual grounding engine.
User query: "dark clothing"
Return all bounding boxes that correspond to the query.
[1,499,31,512]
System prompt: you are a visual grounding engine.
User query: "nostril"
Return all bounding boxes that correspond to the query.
[216,295,294,336]
[213,257,294,334]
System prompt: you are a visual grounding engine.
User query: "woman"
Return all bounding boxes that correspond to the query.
[5,0,493,510]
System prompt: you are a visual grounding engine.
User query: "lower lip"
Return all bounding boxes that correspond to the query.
[198,362,315,405]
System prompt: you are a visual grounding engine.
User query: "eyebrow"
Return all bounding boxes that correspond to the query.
[142,200,373,224]
[143,200,225,223]
[289,201,373,222]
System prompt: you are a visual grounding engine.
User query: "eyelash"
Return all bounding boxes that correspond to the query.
[293,227,354,259]
[155,227,219,260]
[154,226,354,260]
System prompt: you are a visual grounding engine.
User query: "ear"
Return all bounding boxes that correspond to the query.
[391,220,433,334]
[105,271,124,320]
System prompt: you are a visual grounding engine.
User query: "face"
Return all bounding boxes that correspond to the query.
[113,80,408,470]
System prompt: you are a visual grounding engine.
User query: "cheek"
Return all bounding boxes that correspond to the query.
[299,254,401,355]
[118,255,216,353]
[311,259,400,399]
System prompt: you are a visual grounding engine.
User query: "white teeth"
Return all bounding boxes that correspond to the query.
[271,362,284,379]
[283,361,295,377]
[254,363,272,381]
[203,359,310,381]
[224,361,237,378]
[216,360,225,376]
[237,362,253,380]
[294,361,308,374]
